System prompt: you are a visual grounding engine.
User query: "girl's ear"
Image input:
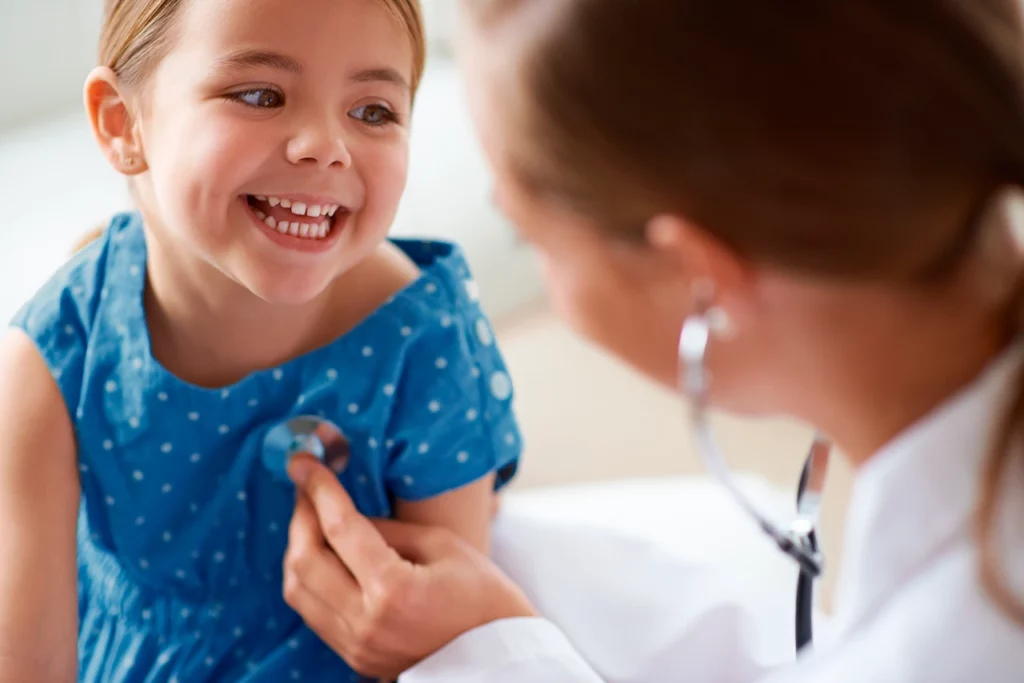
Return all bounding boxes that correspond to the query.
[84,67,148,176]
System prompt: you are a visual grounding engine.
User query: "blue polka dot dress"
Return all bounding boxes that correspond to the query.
[10,212,522,682]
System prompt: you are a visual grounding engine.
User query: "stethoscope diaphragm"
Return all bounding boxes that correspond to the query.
[262,415,351,481]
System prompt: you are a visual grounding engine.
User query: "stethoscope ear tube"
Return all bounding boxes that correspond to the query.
[679,306,829,654]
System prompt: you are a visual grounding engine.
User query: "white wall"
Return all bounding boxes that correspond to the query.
[0,0,104,130]
[0,0,455,131]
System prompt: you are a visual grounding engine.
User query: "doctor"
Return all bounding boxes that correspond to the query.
[280,0,1024,680]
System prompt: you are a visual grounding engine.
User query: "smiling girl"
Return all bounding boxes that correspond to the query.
[0,0,520,680]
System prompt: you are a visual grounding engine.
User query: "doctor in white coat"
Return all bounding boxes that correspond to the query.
[279,0,1024,680]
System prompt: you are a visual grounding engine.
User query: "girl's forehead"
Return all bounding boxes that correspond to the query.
[174,0,414,75]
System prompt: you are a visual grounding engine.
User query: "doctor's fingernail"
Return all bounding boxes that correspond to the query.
[287,456,314,485]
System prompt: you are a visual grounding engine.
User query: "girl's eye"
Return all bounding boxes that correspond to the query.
[349,104,399,127]
[229,88,285,109]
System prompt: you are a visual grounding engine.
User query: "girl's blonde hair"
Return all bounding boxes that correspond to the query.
[468,0,1024,624]
[99,0,426,91]
[77,0,427,253]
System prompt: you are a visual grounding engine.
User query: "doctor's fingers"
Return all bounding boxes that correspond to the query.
[282,522,422,679]
[282,571,396,677]
[284,494,364,616]
[282,568,355,649]
[288,455,401,581]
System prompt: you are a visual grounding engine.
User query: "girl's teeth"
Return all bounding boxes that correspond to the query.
[257,203,334,240]
[257,196,340,220]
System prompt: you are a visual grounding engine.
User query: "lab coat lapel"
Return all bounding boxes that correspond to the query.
[830,348,1023,638]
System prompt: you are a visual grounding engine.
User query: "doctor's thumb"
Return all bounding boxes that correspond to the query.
[373,518,464,564]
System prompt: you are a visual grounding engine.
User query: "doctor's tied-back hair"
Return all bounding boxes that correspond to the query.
[467,0,1024,624]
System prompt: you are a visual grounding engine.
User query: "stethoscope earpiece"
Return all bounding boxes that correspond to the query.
[262,416,351,481]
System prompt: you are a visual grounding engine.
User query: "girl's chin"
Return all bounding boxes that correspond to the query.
[231,269,335,308]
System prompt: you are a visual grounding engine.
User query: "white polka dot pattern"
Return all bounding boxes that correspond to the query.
[476,319,494,346]
[490,371,513,401]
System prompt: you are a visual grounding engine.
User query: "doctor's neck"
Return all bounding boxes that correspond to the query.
[784,225,1018,468]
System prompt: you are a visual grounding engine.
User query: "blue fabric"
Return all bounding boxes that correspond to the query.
[10,212,521,682]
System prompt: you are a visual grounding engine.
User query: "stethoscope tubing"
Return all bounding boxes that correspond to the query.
[679,305,825,653]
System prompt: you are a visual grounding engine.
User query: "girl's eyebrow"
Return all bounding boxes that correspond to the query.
[351,67,410,93]
[212,49,305,75]
[211,49,409,92]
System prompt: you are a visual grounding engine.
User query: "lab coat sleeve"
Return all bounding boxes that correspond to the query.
[402,510,775,683]
[401,618,604,683]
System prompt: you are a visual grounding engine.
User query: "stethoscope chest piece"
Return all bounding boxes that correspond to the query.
[262,415,351,481]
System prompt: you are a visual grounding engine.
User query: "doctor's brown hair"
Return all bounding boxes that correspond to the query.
[75,0,427,253]
[467,0,1024,624]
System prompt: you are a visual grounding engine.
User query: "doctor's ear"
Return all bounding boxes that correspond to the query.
[644,213,756,333]
[85,67,148,176]
[644,214,751,293]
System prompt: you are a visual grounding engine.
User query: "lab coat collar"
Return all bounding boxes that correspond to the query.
[831,344,1024,636]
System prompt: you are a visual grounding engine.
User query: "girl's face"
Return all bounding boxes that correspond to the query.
[132,0,414,305]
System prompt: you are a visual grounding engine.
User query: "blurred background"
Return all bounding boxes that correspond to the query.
[0,0,852,605]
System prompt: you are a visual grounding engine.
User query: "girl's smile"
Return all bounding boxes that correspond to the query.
[242,193,349,253]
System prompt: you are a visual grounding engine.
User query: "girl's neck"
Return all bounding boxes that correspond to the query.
[144,265,329,389]
[141,233,413,389]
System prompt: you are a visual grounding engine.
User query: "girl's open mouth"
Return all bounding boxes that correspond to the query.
[244,194,348,241]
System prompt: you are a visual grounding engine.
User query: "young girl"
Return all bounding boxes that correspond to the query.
[0,0,520,681]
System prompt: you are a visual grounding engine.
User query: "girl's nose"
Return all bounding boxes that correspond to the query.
[285,119,353,169]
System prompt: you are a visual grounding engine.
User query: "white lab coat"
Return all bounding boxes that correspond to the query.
[402,349,1024,682]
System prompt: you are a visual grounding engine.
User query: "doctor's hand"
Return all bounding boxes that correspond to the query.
[283,455,536,679]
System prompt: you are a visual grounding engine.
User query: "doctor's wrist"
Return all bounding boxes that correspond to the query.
[479,573,538,625]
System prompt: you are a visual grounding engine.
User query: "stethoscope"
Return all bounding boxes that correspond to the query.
[679,295,831,654]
